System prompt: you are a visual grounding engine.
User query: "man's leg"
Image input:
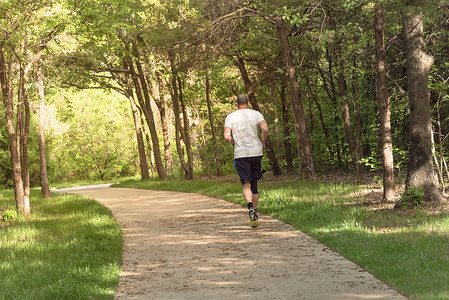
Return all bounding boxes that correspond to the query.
[242,180,253,205]
[252,193,259,209]
[243,180,259,227]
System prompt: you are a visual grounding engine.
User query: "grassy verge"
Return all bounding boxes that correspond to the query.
[115,177,449,300]
[0,189,122,300]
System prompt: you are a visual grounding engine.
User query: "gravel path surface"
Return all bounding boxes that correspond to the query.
[56,185,406,299]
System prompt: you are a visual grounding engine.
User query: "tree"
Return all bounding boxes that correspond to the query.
[399,5,445,204]
[205,67,223,176]
[124,65,150,180]
[36,65,51,198]
[0,0,65,216]
[168,51,191,179]
[274,16,317,180]
[130,38,168,180]
[0,42,26,213]
[374,3,395,201]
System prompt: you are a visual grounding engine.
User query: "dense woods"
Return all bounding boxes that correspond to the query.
[1,0,449,215]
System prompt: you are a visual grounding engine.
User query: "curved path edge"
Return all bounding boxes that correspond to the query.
[55,185,406,300]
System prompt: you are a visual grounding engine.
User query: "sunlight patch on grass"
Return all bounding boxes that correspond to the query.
[114,177,449,300]
[0,189,121,300]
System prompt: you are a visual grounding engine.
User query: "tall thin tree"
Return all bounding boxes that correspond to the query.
[36,65,51,198]
[205,68,223,176]
[374,3,395,201]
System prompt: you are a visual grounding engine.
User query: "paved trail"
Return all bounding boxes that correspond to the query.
[56,185,406,299]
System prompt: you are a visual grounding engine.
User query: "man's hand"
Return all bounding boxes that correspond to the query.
[259,120,269,149]
[224,127,234,145]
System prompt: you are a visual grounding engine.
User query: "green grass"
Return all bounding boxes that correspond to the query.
[1,177,448,299]
[0,189,122,300]
[115,177,449,300]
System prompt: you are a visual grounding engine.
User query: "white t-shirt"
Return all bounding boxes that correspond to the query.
[224,109,265,159]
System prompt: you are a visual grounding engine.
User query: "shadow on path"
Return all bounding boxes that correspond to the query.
[58,185,406,300]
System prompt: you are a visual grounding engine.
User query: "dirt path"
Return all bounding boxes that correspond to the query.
[58,185,406,299]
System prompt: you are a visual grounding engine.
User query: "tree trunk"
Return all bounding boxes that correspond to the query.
[233,53,282,176]
[18,65,30,218]
[155,72,173,174]
[305,74,334,161]
[0,43,25,212]
[275,17,316,179]
[138,107,155,176]
[352,59,364,175]
[332,37,359,171]
[168,51,190,179]
[142,66,173,175]
[178,77,194,179]
[279,79,294,171]
[127,50,167,180]
[326,11,361,172]
[130,40,168,180]
[124,67,149,180]
[337,68,358,171]
[36,65,51,198]
[314,60,338,162]
[374,4,395,201]
[401,9,444,203]
[205,69,223,176]
[199,118,211,176]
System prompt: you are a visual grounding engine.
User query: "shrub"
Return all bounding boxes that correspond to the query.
[400,187,425,207]
[2,209,17,221]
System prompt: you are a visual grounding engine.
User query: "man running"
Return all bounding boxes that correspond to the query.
[224,94,269,227]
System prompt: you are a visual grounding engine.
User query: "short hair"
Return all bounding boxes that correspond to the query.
[236,94,249,105]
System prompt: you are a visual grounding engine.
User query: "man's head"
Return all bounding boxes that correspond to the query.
[236,94,249,108]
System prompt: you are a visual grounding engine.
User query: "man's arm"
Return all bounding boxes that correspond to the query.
[259,120,269,149]
[224,126,234,145]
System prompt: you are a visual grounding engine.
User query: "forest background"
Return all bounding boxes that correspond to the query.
[1,0,449,217]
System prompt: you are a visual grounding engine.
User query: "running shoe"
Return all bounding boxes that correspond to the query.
[249,208,259,227]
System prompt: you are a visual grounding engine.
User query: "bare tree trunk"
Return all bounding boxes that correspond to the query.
[156,72,173,174]
[279,79,294,171]
[168,51,190,178]
[317,51,343,166]
[138,107,155,176]
[352,59,364,174]
[142,65,173,175]
[36,65,51,198]
[337,70,358,171]
[130,40,168,180]
[436,97,446,194]
[326,9,360,172]
[233,53,282,176]
[400,9,444,204]
[305,74,334,161]
[275,17,316,179]
[124,66,149,180]
[199,117,211,176]
[18,65,30,218]
[0,44,25,212]
[270,85,281,152]
[374,4,395,201]
[126,50,167,180]
[205,69,223,176]
[178,77,194,179]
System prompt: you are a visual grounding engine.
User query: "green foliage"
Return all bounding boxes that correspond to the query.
[401,187,425,207]
[3,0,449,185]
[47,88,139,181]
[0,188,122,299]
[359,156,382,172]
[1,209,17,222]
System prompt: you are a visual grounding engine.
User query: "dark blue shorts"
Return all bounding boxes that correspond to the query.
[234,156,263,194]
